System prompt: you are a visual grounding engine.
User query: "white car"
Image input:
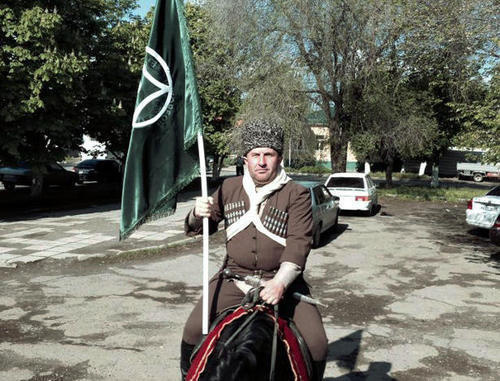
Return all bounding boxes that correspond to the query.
[325,172,378,216]
[466,186,500,230]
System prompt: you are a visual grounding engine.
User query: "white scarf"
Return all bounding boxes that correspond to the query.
[226,167,291,246]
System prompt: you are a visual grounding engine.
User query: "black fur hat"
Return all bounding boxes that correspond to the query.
[241,119,284,156]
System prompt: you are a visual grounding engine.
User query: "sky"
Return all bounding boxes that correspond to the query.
[135,0,155,17]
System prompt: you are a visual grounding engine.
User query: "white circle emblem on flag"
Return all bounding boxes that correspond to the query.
[132,47,173,129]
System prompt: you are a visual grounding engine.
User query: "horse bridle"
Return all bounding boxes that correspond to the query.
[222,287,280,381]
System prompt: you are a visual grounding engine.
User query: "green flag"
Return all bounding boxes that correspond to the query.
[120,0,202,240]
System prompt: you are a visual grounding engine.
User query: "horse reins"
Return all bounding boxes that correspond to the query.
[269,304,279,381]
[222,287,280,381]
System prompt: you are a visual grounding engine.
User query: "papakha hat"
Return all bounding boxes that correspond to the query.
[241,119,284,156]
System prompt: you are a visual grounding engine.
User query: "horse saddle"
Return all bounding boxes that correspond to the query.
[186,290,313,381]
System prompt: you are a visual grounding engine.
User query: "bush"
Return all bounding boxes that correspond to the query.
[288,153,316,169]
[285,166,331,174]
[299,166,331,174]
[223,156,237,166]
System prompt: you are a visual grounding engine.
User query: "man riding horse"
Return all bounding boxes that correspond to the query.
[181,119,328,380]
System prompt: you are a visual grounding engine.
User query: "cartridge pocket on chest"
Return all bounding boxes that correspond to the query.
[263,206,288,237]
[224,201,246,226]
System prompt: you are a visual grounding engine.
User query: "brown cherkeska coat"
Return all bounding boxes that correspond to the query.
[182,176,328,361]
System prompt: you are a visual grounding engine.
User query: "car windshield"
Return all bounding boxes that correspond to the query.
[79,160,98,166]
[326,177,364,188]
[487,186,500,196]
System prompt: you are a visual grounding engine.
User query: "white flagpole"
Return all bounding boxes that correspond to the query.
[196,132,210,335]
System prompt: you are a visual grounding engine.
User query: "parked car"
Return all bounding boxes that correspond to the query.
[457,162,500,182]
[489,216,500,246]
[298,181,340,248]
[0,162,77,191]
[324,172,378,216]
[466,186,500,245]
[73,159,121,183]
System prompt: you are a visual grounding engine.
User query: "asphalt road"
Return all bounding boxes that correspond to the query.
[0,194,498,380]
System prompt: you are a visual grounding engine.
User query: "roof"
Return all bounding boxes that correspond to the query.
[327,172,367,178]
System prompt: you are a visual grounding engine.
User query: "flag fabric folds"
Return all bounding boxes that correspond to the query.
[120,0,202,240]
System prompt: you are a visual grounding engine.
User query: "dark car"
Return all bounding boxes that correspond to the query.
[73,159,121,183]
[489,216,500,246]
[298,181,340,248]
[0,162,77,191]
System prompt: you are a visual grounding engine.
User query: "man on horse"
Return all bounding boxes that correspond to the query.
[181,118,328,380]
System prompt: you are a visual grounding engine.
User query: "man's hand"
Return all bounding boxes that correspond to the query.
[259,278,285,305]
[194,196,213,218]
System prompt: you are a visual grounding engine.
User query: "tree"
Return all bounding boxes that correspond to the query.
[399,0,498,185]
[209,0,409,172]
[83,14,151,165]
[452,66,500,164]
[185,2,241,179]
[0,0,138,195]
[0,3,88,167]
[206,0,498,176]
[350,74,438,186]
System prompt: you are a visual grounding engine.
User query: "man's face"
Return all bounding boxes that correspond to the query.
[244,147,282,185]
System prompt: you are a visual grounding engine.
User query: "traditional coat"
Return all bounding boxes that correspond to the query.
[182,175,328,361]
[185,176,313,273]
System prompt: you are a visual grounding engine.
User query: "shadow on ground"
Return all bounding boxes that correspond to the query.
[0,176,228,220]
[325,330,397,380]
[320,224,349,247]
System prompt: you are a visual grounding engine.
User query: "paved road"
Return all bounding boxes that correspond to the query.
[0,196,499,380]
[0,168,237,268]
[0,195,197,268]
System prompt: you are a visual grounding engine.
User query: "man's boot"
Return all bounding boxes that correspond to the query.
[180,340,195,381]
[312,359,326,381]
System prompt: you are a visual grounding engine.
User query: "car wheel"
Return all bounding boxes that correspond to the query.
[369,203,377,216]
[473,173,484,182]
[3,182,15,191]
[332,214,339,231]
[312,224,322,248]
[63,180,75,189]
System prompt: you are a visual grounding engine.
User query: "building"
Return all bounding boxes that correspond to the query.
[308,111,358,171]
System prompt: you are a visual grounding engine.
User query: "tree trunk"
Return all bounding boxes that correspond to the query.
[329,137,348,173]
[328,105,348,173]
[385,160,394,188]
[212,154,219,181]
[430,163,440,188]
[30,173,44,198]
[430,151,440,188]
[216,155,225,179]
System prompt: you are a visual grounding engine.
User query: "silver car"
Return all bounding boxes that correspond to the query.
[299,181,340,248]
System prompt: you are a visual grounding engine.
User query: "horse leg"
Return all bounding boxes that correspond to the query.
[312,359,326,381]
[180,340,195,380]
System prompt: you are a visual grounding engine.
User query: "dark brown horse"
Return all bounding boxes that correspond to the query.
[186,289,313,381]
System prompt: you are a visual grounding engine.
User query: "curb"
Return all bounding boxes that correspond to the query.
[78,235,203,263]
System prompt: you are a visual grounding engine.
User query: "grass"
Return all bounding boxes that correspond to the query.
[378,185,486,202]
[370,171,431,181]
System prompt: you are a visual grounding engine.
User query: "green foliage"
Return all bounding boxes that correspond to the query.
[1,4,88,164]
[287,165,331,175]
[452,67,500,164]
[83,14,151,164]
[349,71,439,171]
[208,0,497,175]
[0,0,139,167]
[185,2,241,172]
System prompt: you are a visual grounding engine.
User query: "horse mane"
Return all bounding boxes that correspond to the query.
[198,312,294,381]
